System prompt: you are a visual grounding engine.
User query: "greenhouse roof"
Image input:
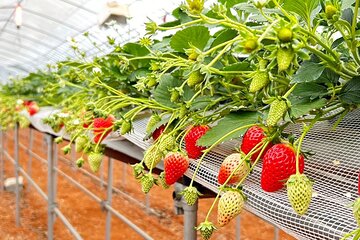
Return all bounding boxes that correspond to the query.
[0,0,181,79]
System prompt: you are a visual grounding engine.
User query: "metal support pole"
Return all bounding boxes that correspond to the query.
[236,216,241,240]
[182,198,198,240]
[53,142,59,200]
[14,124,21,227]
[0,130,4,191]
[274,226,279,240]
[27,128,33,191]
[105,157,113,240]
[46,134,56,240]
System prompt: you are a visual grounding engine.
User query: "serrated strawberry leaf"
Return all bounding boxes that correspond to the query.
[211,29,238,48]
[170,26,210,52]
[197,111,260,147]
[153,74,181,108]
[291,62,325,83]
[288,97,327,119]
[339,76,360,104]
[291,83,328,100]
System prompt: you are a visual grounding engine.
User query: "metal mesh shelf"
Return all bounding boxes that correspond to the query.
[121,110,360,240]
[25,107,360,239]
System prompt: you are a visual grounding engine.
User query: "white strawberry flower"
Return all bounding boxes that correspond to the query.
[72,119,80,125]
[57,112,69,118]
[16,99,24,105]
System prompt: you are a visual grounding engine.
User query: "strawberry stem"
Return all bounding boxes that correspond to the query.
[188,124,256,188]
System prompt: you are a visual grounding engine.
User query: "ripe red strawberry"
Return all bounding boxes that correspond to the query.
[27,102,39,116]
[152,125,165,141]
[164,152,189,185]
[93,115,115,144]
[240,126,273,161]
[261,143,304,192]
[218,153,249,185]
[184,125,210,159]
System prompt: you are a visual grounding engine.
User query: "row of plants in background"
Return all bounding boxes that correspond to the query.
[1,0,360,239]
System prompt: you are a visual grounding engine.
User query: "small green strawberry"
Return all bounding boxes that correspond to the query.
[158,172,169,189]
[158,134,176,153]
[277,47,294,71]
[62,145,71,155]
[170,90,180,103]
[217,189,245,227]
[249,71,269,93]
[140,173,155,194]
[55,137,63,144]
[181,186,202,206]
[187,71,204,87]
[196,221,217,240]
[88,152,103,172]
[353,198,360,226]
[144,145,163,170]
[146,77,157,88]
[243,39,258,53]
[277,27,293,43]
[75,135,88,153]
[267,99,287,126]
[286,174,313,215]
[76,157,85,168]
[325,4,337,19]
[146,114,161,133]
[120,120,132,135]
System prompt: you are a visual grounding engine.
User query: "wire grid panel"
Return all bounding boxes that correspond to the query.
[121,110,360,240]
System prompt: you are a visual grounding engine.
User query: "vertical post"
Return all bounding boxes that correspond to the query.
[274,225,279,240]
[53,141,58,200]
[236,216,241,240]
[14,123,21,226]
[27,128,33,191]
[46,134,55,240]
[0,129,4,191]
[182,198,198,240]
[105,157,113,240]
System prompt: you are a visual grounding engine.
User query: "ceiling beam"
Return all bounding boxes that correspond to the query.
[58,0,97,15]
[23,8,83,32]
[0,44,38,60]
[2,28,55,48]
[0,38,46,56]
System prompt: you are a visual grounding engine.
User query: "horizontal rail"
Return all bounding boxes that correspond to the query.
[53,207,83,240]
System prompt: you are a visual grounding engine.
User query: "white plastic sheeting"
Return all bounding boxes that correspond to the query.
[0,0,182,80]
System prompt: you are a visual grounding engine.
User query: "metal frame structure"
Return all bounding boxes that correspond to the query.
[0,125,154,240]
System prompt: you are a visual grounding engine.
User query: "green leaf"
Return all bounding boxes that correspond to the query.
[197,111,260,147]
[211,29,238,48]
[190,96,217,111]
[123,43,150,56]
[291,62,325,83]
[291,83,328,100]
[283,0,320,24]
[170,26,210,52]
[316,68,339,84]
[222,62,251,71]
[153,74,181,108]
[339,76,360,104]
[289,98,327,119]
